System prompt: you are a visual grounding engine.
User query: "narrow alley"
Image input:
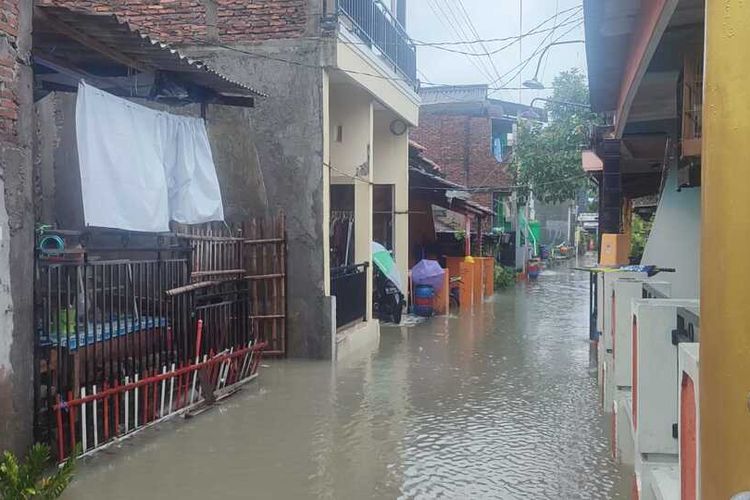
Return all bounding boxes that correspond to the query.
[62,264,629,500]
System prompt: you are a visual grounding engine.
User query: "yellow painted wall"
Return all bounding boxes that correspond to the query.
[329,82,374,321]
[330,83,372,178]
[373,109,409,287]
[701,1,750,496]
[336,37,419,126]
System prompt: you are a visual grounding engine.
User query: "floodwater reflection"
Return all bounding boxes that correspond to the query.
[63,263,630,499]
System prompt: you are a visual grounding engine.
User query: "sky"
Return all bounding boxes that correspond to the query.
[405,0,587,105]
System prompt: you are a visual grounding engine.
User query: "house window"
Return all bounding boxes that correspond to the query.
[492,192,511,232]
[682,48,703,142]
[682,46,703,158]
[491,119,513,162]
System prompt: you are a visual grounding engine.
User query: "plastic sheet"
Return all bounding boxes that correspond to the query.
[411,259,446,291]
[76,81,224,232]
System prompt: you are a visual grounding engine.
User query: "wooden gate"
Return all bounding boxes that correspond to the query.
[243,216,286,356]
[174,214,287,356]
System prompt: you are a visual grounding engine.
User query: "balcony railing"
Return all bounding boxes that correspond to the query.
[331,262,369,329]
[337,0,418,89]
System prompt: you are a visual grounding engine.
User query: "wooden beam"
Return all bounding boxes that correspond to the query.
[35,7,153,73]
[34,53,132,95]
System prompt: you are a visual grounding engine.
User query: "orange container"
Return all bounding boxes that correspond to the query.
[600,233,630,266]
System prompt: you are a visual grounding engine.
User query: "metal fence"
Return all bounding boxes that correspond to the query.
[331,262,369,329]
[337,0,417,88]
[33,216,287,460]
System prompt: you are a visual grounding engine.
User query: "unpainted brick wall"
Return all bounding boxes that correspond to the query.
[0,0,20,144]
[37,0,308,44]
[411,111,512,210]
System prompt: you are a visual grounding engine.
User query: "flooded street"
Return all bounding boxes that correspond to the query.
[64,264,630,499]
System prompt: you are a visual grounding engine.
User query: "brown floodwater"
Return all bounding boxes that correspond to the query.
[63,263,630,499]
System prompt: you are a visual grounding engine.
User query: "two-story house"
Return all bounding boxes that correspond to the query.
[36,0,420,359]
[411,85,540,238]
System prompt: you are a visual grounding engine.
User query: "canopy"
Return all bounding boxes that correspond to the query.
[411,259,446,292]
[371,242,405,295]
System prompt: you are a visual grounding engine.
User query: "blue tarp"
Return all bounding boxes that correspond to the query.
[40,315,168,351]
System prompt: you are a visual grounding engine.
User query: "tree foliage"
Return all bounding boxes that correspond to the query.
[514,68,599,204]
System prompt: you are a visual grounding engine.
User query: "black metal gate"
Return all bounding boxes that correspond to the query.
[330,262,369,329]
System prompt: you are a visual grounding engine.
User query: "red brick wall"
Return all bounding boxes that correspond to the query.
[411,111,512,210]
[0,0,21,143]
[38,0,308,44]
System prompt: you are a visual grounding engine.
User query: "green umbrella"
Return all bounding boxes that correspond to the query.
[371,242,405,295]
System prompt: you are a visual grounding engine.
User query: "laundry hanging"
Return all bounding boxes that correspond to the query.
[75,81,224,232]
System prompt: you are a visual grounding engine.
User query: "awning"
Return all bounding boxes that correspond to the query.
[33,6,266,107]
[409,167,493,218]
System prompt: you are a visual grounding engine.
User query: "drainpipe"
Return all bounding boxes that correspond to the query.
[701,2,750,497]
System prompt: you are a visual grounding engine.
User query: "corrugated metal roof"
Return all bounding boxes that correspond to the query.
[34,6,266,99]
[409,167,493,217]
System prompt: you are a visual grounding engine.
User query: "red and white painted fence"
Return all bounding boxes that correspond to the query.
[53,327,266,461]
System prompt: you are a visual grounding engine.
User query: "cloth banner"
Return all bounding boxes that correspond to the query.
[75,81,224,232]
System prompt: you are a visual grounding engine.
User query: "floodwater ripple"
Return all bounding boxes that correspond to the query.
[63,264,629,500]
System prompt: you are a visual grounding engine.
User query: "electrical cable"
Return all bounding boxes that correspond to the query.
[426,0,498,83]
[454,0,504,83]
[413,5,581,46]
[488,13,584,91]
[419,17,582,56]
[491,9,583,88]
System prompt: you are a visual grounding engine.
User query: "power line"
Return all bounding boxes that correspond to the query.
[413,5,581,47]
[418,17,582,56]
[454,0,504,83]
[410,173,590,192]
[191,33,559,94]
[488,11,584,91]
[427,0,498,83]
[499,20,584,90]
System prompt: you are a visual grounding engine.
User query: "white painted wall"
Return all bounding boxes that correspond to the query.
[373,109,409,285]
[641,167,700,299]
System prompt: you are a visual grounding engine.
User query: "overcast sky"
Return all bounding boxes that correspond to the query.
[405,0,586,104]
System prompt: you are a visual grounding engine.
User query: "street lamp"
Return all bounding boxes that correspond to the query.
[522,40,586,90]
[520,97,591,120]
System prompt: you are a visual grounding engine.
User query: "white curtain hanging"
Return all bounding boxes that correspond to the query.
[75,81,224,232]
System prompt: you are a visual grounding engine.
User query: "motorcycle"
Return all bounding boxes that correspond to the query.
[373,266,405,324]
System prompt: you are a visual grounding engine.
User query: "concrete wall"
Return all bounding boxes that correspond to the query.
[0,0,34,455]
[195,37,335,358]
[641,166,700,298]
